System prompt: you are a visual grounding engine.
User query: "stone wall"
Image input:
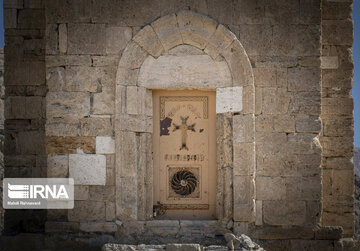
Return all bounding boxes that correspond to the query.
[3,0,47,233]
[355,147,360,236]
[320,0,355,237]
[0,48,4,234]
[2,0,356,247]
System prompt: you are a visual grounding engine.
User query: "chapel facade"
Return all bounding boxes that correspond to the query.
[0,0,356,250]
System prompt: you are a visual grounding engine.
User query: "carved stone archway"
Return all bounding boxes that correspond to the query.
[115,11,255,227]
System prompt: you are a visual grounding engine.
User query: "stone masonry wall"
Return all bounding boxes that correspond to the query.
[0,48,4,234]
[320,0,355,237]
[2,0,356,245]
[3,0,47,233]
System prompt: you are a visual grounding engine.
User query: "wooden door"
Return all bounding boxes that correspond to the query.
[153,90,216,219]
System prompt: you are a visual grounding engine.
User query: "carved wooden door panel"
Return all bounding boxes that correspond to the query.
[153,90,216,219]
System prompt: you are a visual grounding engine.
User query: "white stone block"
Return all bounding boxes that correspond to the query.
[321,56,339,69]
[69,154,106,185]
[96,136,115,154]
[216,86,243,113]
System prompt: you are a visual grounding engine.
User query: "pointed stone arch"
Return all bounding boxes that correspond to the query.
[115,10,255,228]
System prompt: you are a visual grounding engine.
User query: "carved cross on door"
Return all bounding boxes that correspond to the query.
[173,116,196,150]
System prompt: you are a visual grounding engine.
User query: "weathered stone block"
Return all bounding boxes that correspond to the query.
[151,14,182,51]
[80,117,113,136]
[17,131,45,154]
[68,200,105,222]
[324,157,353,170]
[46,136,95,154]
[92,0,159,26]
[254,56,298,68]
[6,61,45,86]
[322,212,354,237]
[89,186,115,202]
[216,87,243,113]
[322,97,353,116]
[314,226,343,240]
[106,202,116,221]
[47,92,90,122]
[96,136,115,154]
[285,176,321,201]
[322,20,353,46]
[45,0,91,23]
[232,0,264,25]
[68,24,106,55]
[106,26,132,54]
[177,11,217,50]
[116,131,137,178]
[263,200,306,226]
[69,153,106,185]
[64,66,104,92]
[46,55,92,67]
[273,115,295,133]
[256,177,286,200]
[321,136,353,157]
[321,56,339,69]
[249,225,314,240]
[74,185,89,201]
[234,143,255,176]
[6,96,43,119]
[116,177,137,219]
[46,24,58,55]
[272,24,320,56]
[286,133,320,155]
[47,154,68,178]
[17,9,44,29]
[46,67,65,92]
[133,25,164,57]
[255,200,263,226]
[166,244,201,251]
[80,222,117,233]
[45,123,80,137]
[289,92,321,115]
[288,67,320,92]
[118,41,148,69]
[322,69,352,88]
[295,116,321,133]
[106,155,115,186]
[126,86,145,115]
[262,88,290,115]
[58,23,67,54]
[147,220,180,236]
[221,40,254,86]
[233,114,254,144]
[138,54,231,89]
[323,118,353,137]
[239,24,272,56]
[92,87,115,115]
[253,68,278,87]
[328,169,354,197]
[92,55,119,67]
[234,204,254,222]
[233,176,251,204]
[205,24,236,59]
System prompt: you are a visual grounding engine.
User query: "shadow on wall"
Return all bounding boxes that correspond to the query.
[2,5,47,233]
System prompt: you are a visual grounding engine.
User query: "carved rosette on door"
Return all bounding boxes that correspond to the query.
[153,91,216,220]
